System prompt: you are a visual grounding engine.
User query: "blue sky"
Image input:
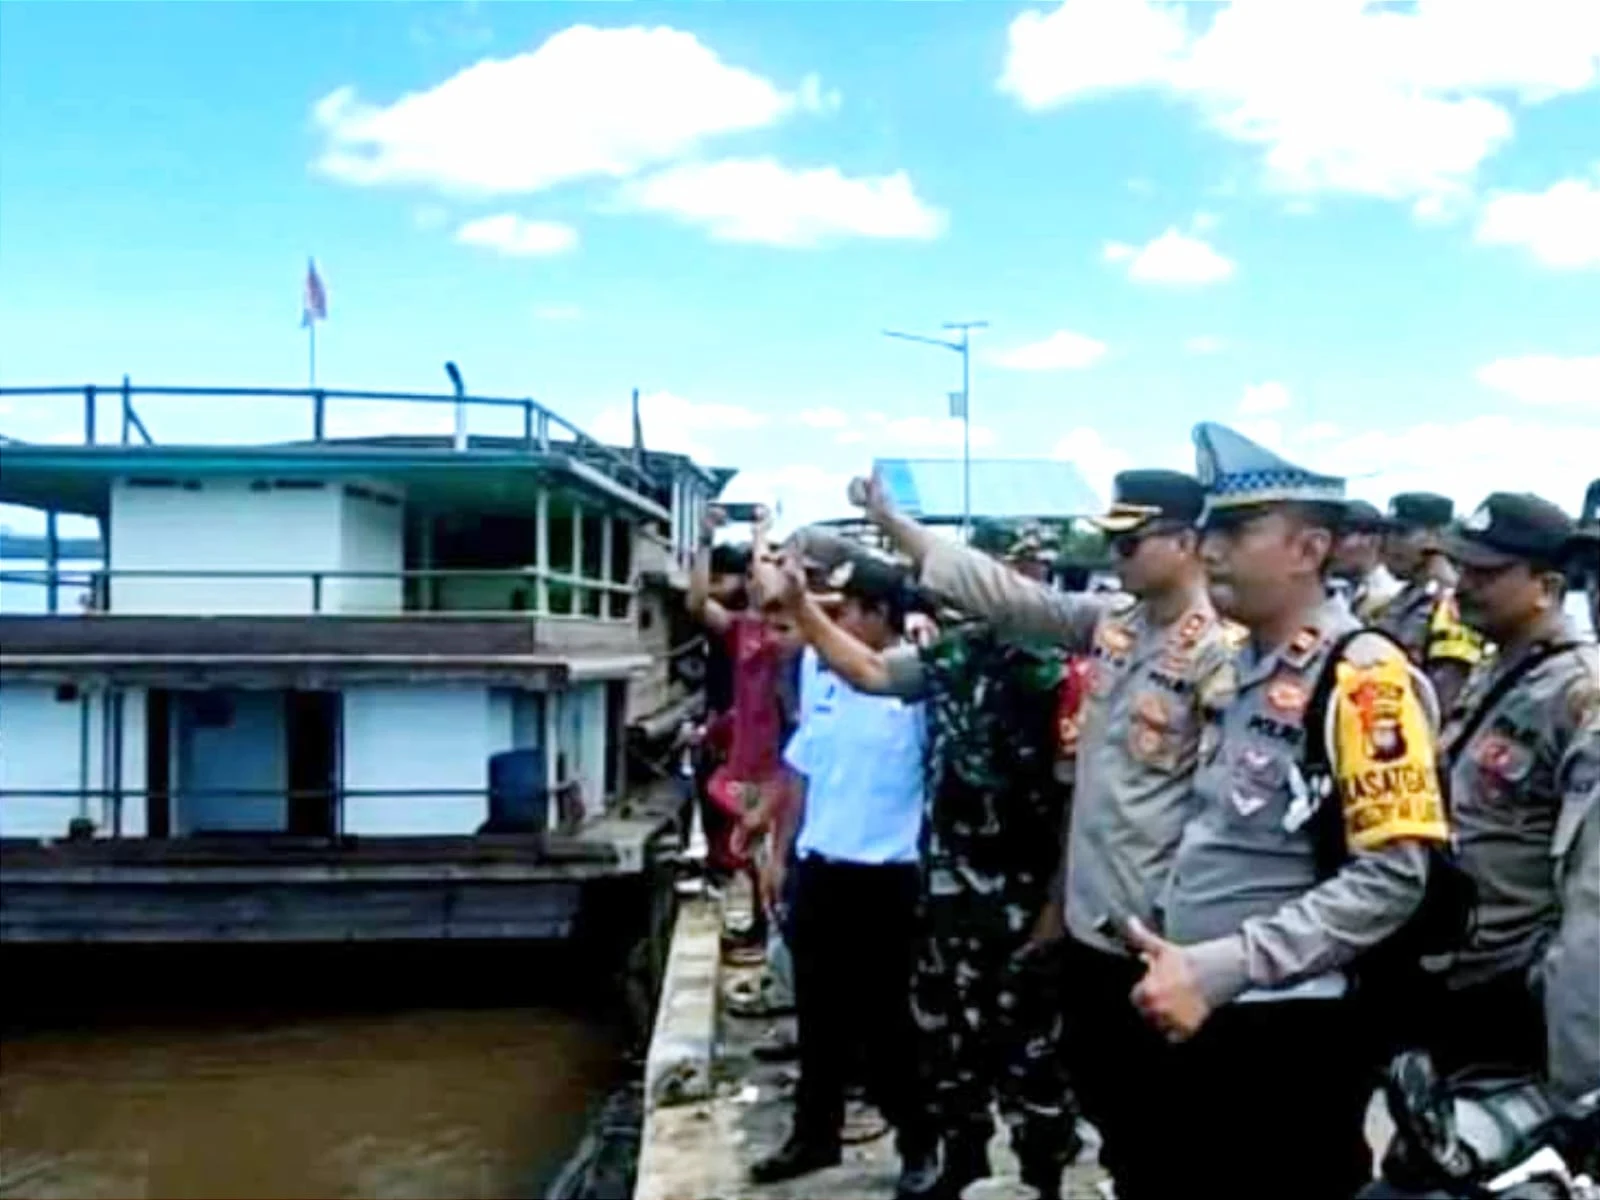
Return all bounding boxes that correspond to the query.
[1,0,1597,535]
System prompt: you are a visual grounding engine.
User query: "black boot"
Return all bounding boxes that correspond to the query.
[750,1133,841,1184]
[939,1135,991,1199]
[1020,1160,1063,1200]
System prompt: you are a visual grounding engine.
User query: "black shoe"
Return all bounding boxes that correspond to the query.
[941,1137,991,1198]
[893,1141,943,1199]
[749,1135,841,1184]
[1021,1167,1063,1200]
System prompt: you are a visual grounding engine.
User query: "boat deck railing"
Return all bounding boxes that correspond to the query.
[0,564,636,619]
[0,378,660,497]
[0,785,608,845]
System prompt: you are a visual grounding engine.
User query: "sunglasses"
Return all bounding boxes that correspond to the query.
[1111,521,1189,556]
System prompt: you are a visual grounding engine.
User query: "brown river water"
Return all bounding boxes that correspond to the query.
[0,945,626,1200]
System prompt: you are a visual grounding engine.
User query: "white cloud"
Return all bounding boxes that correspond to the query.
[1320,415,1600,519]
[533,303,582,321]
[720,463,856,533]
[1051,425,1135,504]
[312,25,829,195]
[617,158,946,247]
[1475,169,1600,270]
[455,214,578,257]
[990,329,1108,371]
[1184,335,1226,354]
[1000,0,1600,208]
[1001,0,1191,106]
[1476,355,1600,410]
[797,407,850,429]
[589,390,767,464]
[1238,380,1292,416]
[1103,227,1235,284]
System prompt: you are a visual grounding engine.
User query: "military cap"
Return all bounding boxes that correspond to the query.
[1443,493,1575,570]
[1387,492,1455,530]
[1341,500,1387,533]
[1090,469,1207,534]
[1004,521,1059,562]
[1569,480,1599,579]
[1192,422,1345,525]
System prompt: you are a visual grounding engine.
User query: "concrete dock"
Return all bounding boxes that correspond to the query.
[633,892,1109,1200]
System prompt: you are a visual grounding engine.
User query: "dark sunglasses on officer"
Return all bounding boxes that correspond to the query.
[1110,519,1192,557]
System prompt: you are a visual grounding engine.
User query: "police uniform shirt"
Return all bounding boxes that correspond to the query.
[1443,614,1599,989]
[1544,709,1600,1103]
[1377,563,1483,673]
[909,540,1236,955]
[1164,598,1451,1007]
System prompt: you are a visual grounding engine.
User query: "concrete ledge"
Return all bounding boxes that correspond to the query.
[641,894,720,1111]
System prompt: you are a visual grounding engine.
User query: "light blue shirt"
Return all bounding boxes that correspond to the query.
[797,646,827,720]
[784,664,926,866]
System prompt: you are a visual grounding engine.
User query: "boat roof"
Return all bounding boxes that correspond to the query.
[0,440,673,521]
[0,382,736,521]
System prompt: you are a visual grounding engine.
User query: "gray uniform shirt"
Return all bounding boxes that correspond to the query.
[1544,712,1600,1103]
[915,541,1235,955]
[1443,616,1599,988]
[1163,598,1443,1006]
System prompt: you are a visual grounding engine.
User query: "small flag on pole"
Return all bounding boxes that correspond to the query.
[948,390,967,419]
[302,258,328,328]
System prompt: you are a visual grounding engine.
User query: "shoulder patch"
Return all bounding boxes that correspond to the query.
[1343,629,1409,670]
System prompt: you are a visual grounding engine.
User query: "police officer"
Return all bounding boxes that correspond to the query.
[1331,499,1403,621]
[774,542,1078,1200]
[1378,492,1482,714]
[1125,423,1449,1200]
[1543,479,1599,1103]
[1430,492,1600,1076]
[836,467,1233,1200]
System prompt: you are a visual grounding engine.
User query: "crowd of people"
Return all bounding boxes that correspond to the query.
[682,419,1600,1200]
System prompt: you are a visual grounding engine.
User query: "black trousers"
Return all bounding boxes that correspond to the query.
[790,856,932,1152]
[1058,937,1182,1200]
[1166,997,1374,1200]
[1426,968,1547,1079]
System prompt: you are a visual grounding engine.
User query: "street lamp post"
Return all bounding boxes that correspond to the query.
[883,320,988,540]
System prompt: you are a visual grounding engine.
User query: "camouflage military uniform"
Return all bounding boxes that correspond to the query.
[885,624,1080,1177]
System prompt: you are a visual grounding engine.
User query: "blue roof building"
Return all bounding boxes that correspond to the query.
[872,457,1103,524]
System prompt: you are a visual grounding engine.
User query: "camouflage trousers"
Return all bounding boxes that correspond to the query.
[909,873,1079,1171]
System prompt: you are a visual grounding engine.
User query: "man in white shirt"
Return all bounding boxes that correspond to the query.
[750,558,940,1198]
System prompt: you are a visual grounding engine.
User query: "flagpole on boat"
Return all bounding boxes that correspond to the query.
[308,319,317,390]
